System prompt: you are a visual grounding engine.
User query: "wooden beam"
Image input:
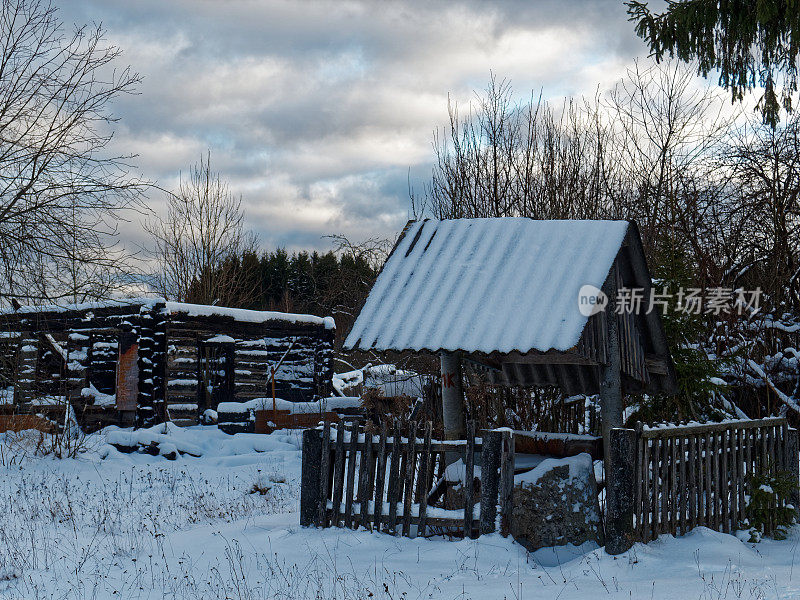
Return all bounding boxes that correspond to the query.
[645,356,669,376]
[492,350,598,366]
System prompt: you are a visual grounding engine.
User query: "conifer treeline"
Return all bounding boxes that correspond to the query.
[188,248,378,343]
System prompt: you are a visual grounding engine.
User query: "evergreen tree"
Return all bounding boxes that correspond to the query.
[628,0,800,126]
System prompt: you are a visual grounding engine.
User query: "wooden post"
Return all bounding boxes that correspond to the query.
[606,427,636,555]
[499,430,515,536]
[599,266,623,471]
[480,429,502,535]
[440,351,465,441]
[463,421,475,538]
[300,428,323,527]
[318,422,331,527]
[417,421,433,537]
[788,428,799,518]
[271,367,276,421]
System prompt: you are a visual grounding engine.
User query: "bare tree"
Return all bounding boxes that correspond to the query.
[146,152,258,306]
[0,0,145,304]
[414,75,618,222]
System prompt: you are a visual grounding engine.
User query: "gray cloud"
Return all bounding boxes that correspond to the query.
[62,0,648,252]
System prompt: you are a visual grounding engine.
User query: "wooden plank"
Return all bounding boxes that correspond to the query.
[331,420,346,527]
[402,422,418,537]
[463,421,476,539]
[641,418,787,439]
[417,422,433,538]
[359,427,374,530]
[721,429,729,533]
[745,426,753,493]
[343,422,359,529]
[659,438,669,534]
[678,435,687,535]
[712,432,721,531]
[634,424,643,539]
[738,427,747,526]
[703,433,712,528]
[729,427,739,532]
[766,426,774,532]
[386,422,402,535]
[318,422,331,527]
[372,423,388,532]
[642,436,652,541]
[688,433,697,531]
[669,436,678,534]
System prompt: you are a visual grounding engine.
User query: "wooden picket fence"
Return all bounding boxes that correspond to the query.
[300,420,515,538]
[634,417,800,540]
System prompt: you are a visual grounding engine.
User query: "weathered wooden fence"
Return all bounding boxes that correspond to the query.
[300,420,515,538]
[633,417,800,541]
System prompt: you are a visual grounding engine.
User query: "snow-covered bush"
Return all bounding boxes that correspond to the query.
[743,470,797,541]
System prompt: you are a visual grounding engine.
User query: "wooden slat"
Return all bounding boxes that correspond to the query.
[463,421,475,539]
[635,423,644,539]
[703,433,712,528]
[359,427,374,530]
[728,428,738,532]
[712,431,725,531]
[386,422,402,535]
[318,422,331,527]
[402,422,417,537]
[669,436,677,534]
[688,433,697,530]
[721,429,729,533]
[642,436,652,540]
[738,427,747,525]
[343,422,359,529]
[332,420,346,527]
[678,435,686,535]
[417,422,432,538]
[372,423,388,532]
[660,438,669,534]
[641,417,786,438]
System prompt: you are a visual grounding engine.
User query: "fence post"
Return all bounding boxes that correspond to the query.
[300,428,323,527]
[480,429,502,535]
[788,428,799,518]
[606,427,636,555]
[499,430,515,536]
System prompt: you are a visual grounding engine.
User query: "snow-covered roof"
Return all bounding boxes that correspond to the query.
[3,297,334,328]
[164,301,335,329]
[345,218,629,354]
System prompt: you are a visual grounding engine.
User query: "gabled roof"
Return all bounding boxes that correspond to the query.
[345,218,629,354]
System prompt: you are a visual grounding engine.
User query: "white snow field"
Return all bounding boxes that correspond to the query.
[1,425,799,599]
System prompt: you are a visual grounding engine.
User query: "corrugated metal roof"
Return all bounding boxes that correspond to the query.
[344,218,629,354]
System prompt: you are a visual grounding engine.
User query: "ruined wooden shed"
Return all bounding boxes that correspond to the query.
[0,299,335,430]
[344,218,677,445]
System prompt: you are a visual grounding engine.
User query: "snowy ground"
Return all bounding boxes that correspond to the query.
[1,425,800,599]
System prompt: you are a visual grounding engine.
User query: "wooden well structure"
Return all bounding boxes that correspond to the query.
[344,218,678,454]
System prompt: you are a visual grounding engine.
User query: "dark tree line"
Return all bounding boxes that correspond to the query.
[190,243,383,345]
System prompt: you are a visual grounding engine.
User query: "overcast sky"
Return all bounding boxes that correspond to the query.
[63,0,651,254]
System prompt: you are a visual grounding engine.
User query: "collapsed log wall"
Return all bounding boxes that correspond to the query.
[0,300,335,431]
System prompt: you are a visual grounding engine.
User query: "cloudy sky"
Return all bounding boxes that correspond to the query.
[63,0,651,253]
